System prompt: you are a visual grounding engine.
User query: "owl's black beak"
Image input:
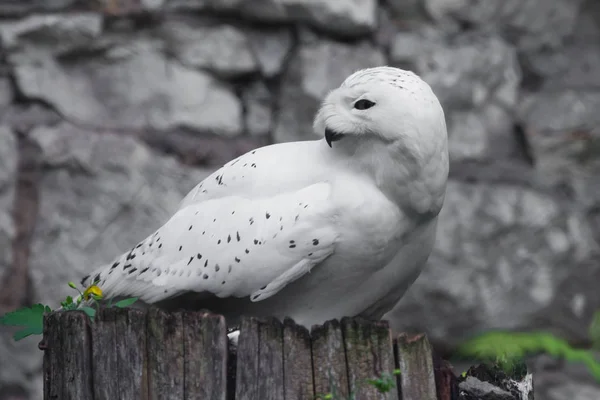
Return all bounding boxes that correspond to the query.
[325,128,346,148]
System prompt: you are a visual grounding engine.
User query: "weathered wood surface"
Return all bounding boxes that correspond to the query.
[396,333,438,400]
[42,308,459,400]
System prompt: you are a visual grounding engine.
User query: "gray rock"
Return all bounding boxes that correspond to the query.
[459,376,514,400]
[239,0,378,37]
[0,0,77,17]
[391,31,521,111]
[518,90,600,199]
[523,45,600,91]
[0,127,16,276]
[274,37,386,143]
[243,81,272,137]
[387,0,427,20]
[0,13,103,59]
[0,79,12,110]
[161,18,258,78]
[546,382,600,400]
[27,123,212,307]
[384,180,598,348]
[391,31,521,164]
[447,111,488,162]
[529,353,600,400]
[246,27,294,78]
[164,0,377,37]
[10,39,243,136]
[0,333,43,400]
[424,0,584,52]
[0,127,23,399]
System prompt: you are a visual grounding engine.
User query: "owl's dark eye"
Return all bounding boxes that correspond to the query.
[354,99,376,110]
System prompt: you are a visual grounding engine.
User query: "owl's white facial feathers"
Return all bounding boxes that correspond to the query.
[313,66,447,156]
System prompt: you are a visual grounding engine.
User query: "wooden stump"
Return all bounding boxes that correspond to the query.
[41,309,531,400]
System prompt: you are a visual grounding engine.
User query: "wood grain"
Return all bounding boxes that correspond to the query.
[342,318,399,400]
[311,319,349,399]
[396,333,437,400]
[91,308,118,400]
[43,312,64,400]
[60,311,94,400]
[182,311,228,400]
[146,308,184,400]
[283,318,314,400]
[115,307,148,400]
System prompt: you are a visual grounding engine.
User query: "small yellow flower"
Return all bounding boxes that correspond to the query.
[83,285,103,300]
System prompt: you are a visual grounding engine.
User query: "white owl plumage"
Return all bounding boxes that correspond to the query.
[80,66,449,328]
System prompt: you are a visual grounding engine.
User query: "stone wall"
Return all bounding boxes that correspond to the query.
[0,1,599,399]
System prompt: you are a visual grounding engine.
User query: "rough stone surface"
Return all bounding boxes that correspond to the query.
[239,0,378,37]
[243,81,273,137]
[424,0,584,52]
[391,30,522,164]
[386,180,598,347]
[0,79,13,111]
[161,18,258,78]
[246,27,293,78]
[0,127,16,282]
[0,2,599,399]
[274,35,386,142]
[27,123,211,305]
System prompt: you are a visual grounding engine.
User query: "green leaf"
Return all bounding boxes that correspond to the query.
[80,307,96,321]
[113,297,138,308]
[65,296,73,305]
[0,304,49,341]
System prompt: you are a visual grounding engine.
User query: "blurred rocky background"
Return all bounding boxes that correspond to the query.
[0,0,599,399]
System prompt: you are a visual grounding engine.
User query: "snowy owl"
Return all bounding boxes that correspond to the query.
[80,66,449,328]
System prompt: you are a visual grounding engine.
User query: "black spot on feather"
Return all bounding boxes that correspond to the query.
[128,268,137,274]
[236,231,241,241]
[187,256,194,265]
[111,262,120,270]
[235,257,240,263]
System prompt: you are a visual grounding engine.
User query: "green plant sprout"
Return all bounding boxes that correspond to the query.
[315,368,401,400]
[455,309,600,383]
[0,281,138,341]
